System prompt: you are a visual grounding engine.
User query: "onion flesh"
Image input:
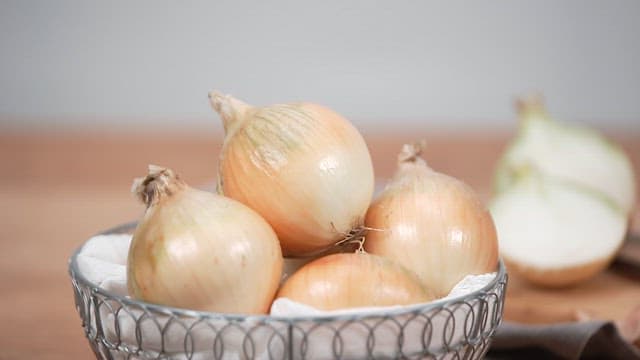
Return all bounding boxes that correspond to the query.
[490,170,627,287]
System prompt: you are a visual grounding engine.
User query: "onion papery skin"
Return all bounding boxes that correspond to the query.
[503,256,616,288]
[276,252,434,310]
[365,153,499,298]
[211,93,374,256]
[127,166,283,314]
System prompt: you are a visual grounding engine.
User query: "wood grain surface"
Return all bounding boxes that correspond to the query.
[0,130,638,359]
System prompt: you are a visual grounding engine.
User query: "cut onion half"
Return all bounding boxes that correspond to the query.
[494,95,636,216]
[490,172,627,287]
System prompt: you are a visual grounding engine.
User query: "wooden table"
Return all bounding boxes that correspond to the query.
[1,130,638,359]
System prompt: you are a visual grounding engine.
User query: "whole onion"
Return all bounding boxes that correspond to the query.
[364,143,499,297]
[209,92,374,256]
[127,165,283,314]
[276,252,434,310]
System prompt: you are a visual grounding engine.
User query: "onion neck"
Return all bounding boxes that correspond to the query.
[209,91,252,136]
[516,93,550,124]
[397,141,426,164]
[396,141,431,172]
[386,142,433,190]
[132,165,186,208]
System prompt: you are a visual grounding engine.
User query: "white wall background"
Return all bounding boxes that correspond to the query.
[1,1,639,132]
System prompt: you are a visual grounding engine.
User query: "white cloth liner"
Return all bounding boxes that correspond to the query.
[77,234,496,359]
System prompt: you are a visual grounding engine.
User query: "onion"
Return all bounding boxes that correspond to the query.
[276,252,434,310]
[127,165,283,314]
[494,94,636,215]
[490,169,627,287]
[364,143,499,297]
[209,92,374,256]
[490,95,634,287]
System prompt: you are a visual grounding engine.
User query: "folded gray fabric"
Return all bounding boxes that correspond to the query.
[487,321,640,359]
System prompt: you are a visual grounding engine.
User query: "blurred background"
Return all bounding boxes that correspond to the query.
[1,0,639,133]
[1,1,639,359]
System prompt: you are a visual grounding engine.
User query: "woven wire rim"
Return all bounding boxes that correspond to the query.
[68,221,507,324]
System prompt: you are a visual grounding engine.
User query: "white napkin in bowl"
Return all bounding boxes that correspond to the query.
[75,234,496,359]
[75,234,130,296]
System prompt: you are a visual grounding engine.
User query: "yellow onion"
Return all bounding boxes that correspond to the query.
[490,168,627,287]
[494,94,636,215]
[127,165,283,314]
[276,252,434,310]
[364,143,499,297]
[209,92,374,256]
[489,95,635,287]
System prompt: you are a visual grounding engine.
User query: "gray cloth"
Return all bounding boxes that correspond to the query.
[487,321,640,359]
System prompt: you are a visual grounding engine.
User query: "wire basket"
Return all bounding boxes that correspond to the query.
[69,222,508,360]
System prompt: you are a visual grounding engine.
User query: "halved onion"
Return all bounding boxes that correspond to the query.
[490,170,627,287]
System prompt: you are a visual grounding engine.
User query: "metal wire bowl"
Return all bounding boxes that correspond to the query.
[69,222,508,360]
